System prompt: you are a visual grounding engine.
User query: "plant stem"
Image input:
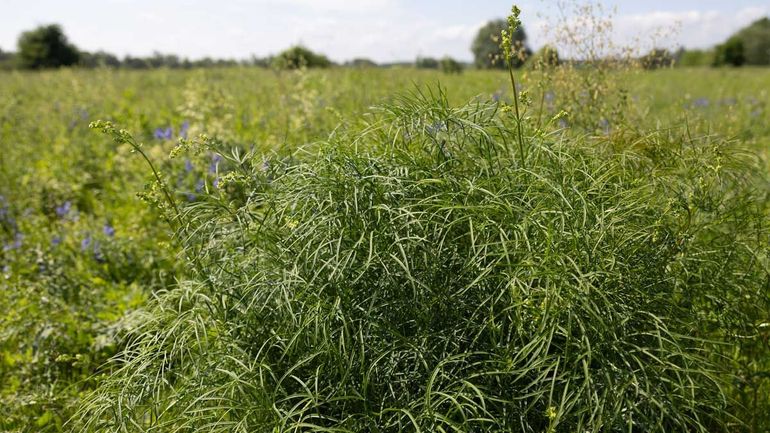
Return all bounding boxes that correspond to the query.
[507,63,526,167]
[129,138,181,225]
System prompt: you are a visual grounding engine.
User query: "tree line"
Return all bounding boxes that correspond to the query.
[1,18,767,72]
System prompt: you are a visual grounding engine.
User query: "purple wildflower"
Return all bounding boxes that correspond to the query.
[52,236,62,246]
[426,121,446,135]
[179,120,190,139]
[692,98,710,108]
[103,223,115,237]
[81,233,92,251]
[209,154,222,174]
[4,232,23,251]
[195,178,205,193]
[184,159,194,173]
[154,127,174,140]
[55,201,72,218]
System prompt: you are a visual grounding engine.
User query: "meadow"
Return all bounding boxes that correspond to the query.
[0,65,768,432]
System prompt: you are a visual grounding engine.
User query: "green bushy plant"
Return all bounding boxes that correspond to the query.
[272,45,332,70]
[75,81,768,433]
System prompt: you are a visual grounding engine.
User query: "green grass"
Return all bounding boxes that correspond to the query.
[0,66,768,432]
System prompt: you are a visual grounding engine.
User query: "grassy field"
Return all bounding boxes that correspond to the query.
[0,66,768,432]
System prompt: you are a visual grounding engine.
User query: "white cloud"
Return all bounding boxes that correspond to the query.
[615,6,769,49]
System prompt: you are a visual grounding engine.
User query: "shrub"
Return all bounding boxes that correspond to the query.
[272,45,332,70]
[713,37,746,67]
[415,56,439,69]
[76,86,768,431]
[439,56,463,74]
[16,24,79,69]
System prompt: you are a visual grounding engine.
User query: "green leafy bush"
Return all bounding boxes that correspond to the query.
[75,86,768,431]
[272,45,332,70]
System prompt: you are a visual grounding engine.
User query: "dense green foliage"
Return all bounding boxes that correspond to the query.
[731,17,770,66]
[714,37,747,67]
[675,48,714,67]
[440,56,463,74]
[272,45,332,70]
[0,64,769,432]
[16,24,80,69]
[415,56,440,69]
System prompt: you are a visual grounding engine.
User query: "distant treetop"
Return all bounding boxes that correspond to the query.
[17,24,79,69]
[272,45,332,69]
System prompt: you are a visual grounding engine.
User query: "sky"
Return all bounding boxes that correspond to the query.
[0,0,768,63]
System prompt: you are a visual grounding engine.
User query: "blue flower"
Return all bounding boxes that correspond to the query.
[213,177,220,189]
[154,126,173,140]
[184,159,194,173]
[3,232,23,251]
[209,154,222,174]
[52,236,62,246]
[179,120,190,139]
[195,178,205,193]
[55,201,72,218]
[692,98,710,108]
[426,121,446,135]
[103,223,115,237]
[81,233,92,251]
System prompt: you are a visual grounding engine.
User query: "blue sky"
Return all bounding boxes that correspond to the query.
[1,0,767,62]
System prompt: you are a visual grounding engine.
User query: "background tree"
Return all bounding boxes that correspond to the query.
[733,17,770,65]
[439,56,463,74]
[471,19,531,69]
[17,24,79,69]
[272,45,331,69]
[713,36,746,67]
[674,48,714,67]
[78,51,121,68]
[0,47,15,70]
[346,58,377,68]
[414,56,439,69]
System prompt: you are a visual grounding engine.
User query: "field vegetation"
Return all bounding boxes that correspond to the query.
[0,4,769,433]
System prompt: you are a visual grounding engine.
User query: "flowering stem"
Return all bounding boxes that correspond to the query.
[127,137,181,226]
